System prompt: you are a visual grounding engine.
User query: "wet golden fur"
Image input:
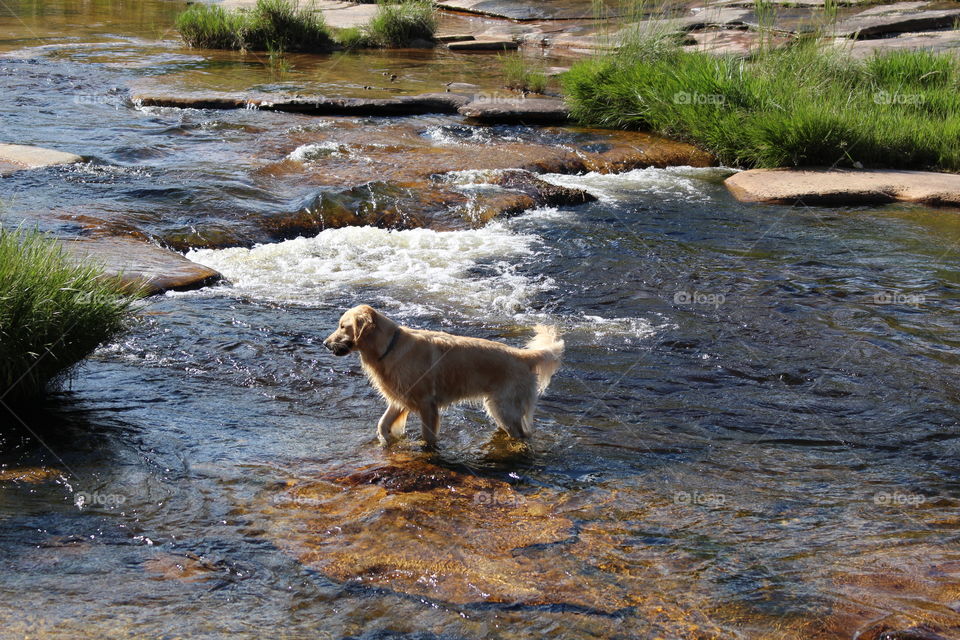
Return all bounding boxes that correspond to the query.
[323,305,564,446]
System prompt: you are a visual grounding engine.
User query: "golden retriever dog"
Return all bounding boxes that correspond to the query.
[323,305,564,446]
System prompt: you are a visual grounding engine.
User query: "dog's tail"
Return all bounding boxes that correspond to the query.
[524,325,564,394]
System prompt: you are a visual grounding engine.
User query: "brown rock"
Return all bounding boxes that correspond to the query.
[0,467,63,484]
[725,168,960,207]
[61,236,222,295]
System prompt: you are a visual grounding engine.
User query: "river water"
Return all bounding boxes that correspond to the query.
[2,1,960,638]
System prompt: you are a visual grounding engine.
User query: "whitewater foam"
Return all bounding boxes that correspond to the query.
[186,220,551,319]
[538,166,736,203]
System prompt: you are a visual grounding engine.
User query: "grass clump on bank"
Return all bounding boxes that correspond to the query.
[500,53,548,93]
[0,228,140,406]
[176,0,334,52]
[562,37,960,171]
[362,0,436,47]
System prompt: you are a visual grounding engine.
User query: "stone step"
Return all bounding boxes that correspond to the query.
[725,168,960,207]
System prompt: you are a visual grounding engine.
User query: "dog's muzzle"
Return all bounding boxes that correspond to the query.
[324,339,353,356]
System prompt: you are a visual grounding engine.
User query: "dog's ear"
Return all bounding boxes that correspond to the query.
[352,307,376,343]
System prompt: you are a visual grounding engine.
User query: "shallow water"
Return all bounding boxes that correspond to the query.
[3,1,960,638]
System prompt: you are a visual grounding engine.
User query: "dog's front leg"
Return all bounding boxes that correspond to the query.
[377,404,407,446]
[418,402,440,447]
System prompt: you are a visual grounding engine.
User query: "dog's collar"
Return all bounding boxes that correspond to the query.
[379,330,400,361]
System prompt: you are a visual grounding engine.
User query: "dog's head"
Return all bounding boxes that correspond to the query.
[323,305,377,357]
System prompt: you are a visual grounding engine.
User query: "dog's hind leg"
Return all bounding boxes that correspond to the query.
[418,402,441,447]
[484,382,537,439]
[377,404,408,446]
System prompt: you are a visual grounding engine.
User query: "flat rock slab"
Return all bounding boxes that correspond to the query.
[711,0,866,7]
[831,6,960,38]
[132,92,472,116]
[62,236,222,295]
[458,97,569,124]
[436,0,615,21]
[725,168,960,207]
[447,39,518,50]
[831,28,960,57]
[0,143,82,175]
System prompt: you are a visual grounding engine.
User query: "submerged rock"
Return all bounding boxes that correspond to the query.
[725,168,960,207]
[263,456,579,606]
[0,467,63,484]
[247,455,736,638]
[806,543,960,640]
[143,553,222,584]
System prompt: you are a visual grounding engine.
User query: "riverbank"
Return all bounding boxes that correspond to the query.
[564,37,960,172]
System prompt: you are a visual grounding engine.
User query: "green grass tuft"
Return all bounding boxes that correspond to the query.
[365,0,436,47]
[334,25,375,49]
[176,0,334,52]
[175,3,247,50]
[562,38,960,171]
[500,53,548,94]
[0,228,141,406]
